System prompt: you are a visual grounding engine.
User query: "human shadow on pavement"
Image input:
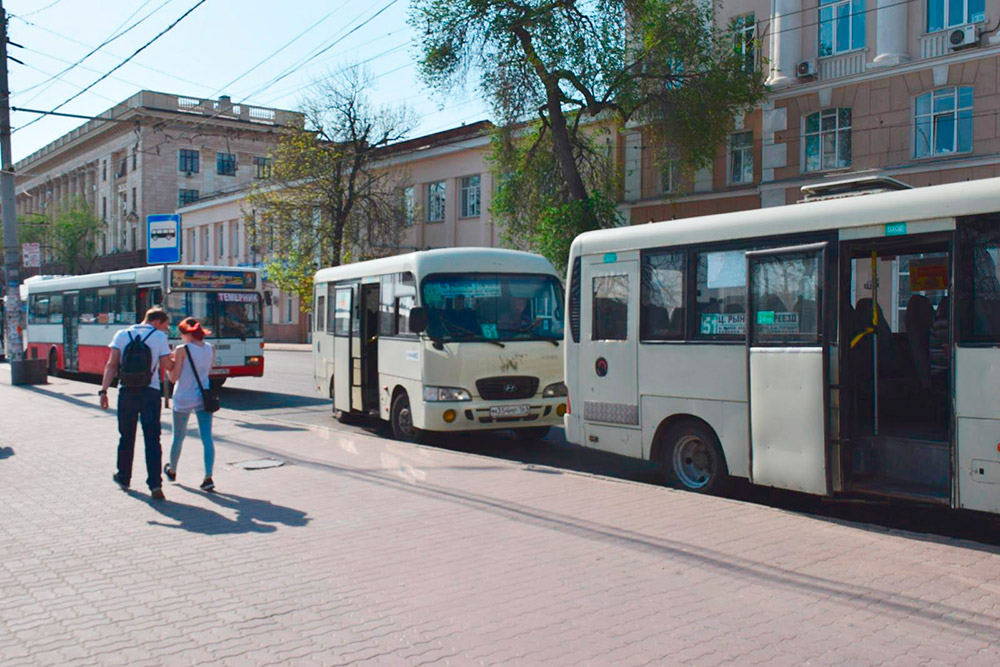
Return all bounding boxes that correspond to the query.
[145,488,309,535]
[0,446,14,459]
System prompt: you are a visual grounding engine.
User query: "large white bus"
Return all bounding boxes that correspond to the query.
[313,248,567,442]
[24,265,266,388]
[564,177,1000,515]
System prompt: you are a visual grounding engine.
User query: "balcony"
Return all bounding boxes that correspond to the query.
[819,49,867,80]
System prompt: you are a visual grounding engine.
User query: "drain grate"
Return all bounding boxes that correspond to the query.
[232,458,286,470]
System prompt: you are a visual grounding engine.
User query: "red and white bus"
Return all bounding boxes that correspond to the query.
[23,265,265,388]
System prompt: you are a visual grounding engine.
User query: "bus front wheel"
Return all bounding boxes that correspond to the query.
[661,421,728,494]
[391,392,424,443]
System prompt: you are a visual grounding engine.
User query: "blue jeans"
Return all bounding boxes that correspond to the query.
[116,387,163,491]
[169,410,214,478]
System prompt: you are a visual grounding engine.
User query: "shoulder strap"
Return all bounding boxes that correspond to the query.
[185,345,206,392]
[141,328,156,343]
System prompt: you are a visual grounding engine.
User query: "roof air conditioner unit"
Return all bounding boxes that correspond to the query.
[949,25,978,50]
[796,59,818,78]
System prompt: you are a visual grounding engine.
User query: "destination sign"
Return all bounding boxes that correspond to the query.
[170,269,256,290]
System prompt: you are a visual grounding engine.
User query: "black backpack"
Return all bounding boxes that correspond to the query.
[120,329,156,388]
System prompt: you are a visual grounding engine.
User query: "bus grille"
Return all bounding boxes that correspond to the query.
[476,376,539,400]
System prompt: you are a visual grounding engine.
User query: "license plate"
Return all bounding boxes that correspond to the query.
[212,367,230,375]
[490,404,529,418]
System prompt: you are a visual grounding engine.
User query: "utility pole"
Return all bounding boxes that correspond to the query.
[0,1,26,383]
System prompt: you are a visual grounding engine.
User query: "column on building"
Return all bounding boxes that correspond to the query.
[766,0,802,89]
[872,0,910,67]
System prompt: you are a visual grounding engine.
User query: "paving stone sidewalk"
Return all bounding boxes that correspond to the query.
[2,370,1000,666]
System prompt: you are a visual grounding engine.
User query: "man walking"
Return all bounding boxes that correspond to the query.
[99,308,174,500]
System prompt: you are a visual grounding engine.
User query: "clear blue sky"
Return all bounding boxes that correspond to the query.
[5,0,492,162]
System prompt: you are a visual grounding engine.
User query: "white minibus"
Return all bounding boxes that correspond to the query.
[565,177,1000,515]
[313,248,567,442]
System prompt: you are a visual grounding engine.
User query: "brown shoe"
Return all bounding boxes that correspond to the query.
[150,487,165,500]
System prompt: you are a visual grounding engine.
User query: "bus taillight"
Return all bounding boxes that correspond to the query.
[246,356,263,366]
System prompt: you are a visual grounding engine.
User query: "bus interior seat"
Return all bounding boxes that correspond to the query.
[905,295,935,390]
[793,298,818,334]
[669,307,685,333]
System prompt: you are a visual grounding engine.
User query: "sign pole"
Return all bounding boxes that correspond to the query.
[0,3,27,382]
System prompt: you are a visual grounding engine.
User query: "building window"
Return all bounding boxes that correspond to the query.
[218,225,225,257]
[403,186,414,225]
[819,0,864,57]
[101,197,107,221]
[131,148,137,170]
[178,189,199,207]
[131,187,136,214]
[914,87,973,158]
[253,156,271,179]
[662,161,679,194]
[201,227,209,261]
[285,296,294,323]
[427,181,445,222]
[927,0,985,32]
[102,160,107,181]
[804,108,852,172]
[216,152,236,176]
[179,149,199,173]
[733,13,756,73]
[460,175,481,218]
[729,131,754,184]
[231,222,239,257]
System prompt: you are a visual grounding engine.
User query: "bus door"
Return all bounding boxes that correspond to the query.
[746,243,830,495]
[578,255,641,458]
[63,292,79,372]
[332,284,357,413]
[313,283,334,395]
[359,282,380,414]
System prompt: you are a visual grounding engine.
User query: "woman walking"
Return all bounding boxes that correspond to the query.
[165,317,216,492]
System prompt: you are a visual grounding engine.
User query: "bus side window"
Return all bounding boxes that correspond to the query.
[395,272,417,337]
[959,215,1000,342]
[316,294,326,332]
[641,250,685,340]
[569,256,581,343]
[592,275,629,341]
[379,274,396,336]
[695,248,755,338]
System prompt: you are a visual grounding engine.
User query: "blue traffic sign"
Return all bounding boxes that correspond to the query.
[147,214,181,264]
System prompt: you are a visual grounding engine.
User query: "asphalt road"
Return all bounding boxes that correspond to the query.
[216,349,1000,545]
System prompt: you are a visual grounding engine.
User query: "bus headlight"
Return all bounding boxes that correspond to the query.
[423,386,472,402]
[542,382,568,398]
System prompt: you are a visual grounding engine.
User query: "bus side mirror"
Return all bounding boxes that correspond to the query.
[409,307,427,334]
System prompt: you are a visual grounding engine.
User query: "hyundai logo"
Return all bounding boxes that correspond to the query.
[503,383,518,395]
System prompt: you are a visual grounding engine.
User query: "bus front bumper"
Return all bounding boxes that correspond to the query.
[420,397,568,433]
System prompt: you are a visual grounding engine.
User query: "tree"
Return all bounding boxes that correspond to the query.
[245,65,417,308]
[18,197,105,273]
[411,0,767,267]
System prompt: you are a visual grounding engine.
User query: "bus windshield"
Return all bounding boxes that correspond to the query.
[165,291,263,340]
[421,273,564,342]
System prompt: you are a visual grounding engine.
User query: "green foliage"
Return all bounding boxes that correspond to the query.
[263,255,317,312]
[491,122,620,271]
[18,197,105,273]
[412,0,767,267]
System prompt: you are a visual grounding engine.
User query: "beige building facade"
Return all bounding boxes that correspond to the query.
[626,0,1000,222]
[177,122,499,343]
[14,91,300,271]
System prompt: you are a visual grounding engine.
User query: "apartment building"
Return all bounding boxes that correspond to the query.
[624,0,1000,223]
[177,121,498,343]
[14,90,301,271]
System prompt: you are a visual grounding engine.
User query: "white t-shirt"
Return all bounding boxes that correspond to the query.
[172,342,215,413]
[108,324,172,390]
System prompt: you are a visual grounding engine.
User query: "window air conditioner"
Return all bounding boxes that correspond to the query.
[949,25,978,50]
[796,59,818,78]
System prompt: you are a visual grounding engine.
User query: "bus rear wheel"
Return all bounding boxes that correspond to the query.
[391,392,424,443]
[661,421,728,494]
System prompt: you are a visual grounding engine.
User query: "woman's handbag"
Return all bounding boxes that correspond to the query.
[184,345,221,413]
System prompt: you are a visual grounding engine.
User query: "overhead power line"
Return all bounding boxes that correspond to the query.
[13,0,168,101]
[13,0,208,135]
